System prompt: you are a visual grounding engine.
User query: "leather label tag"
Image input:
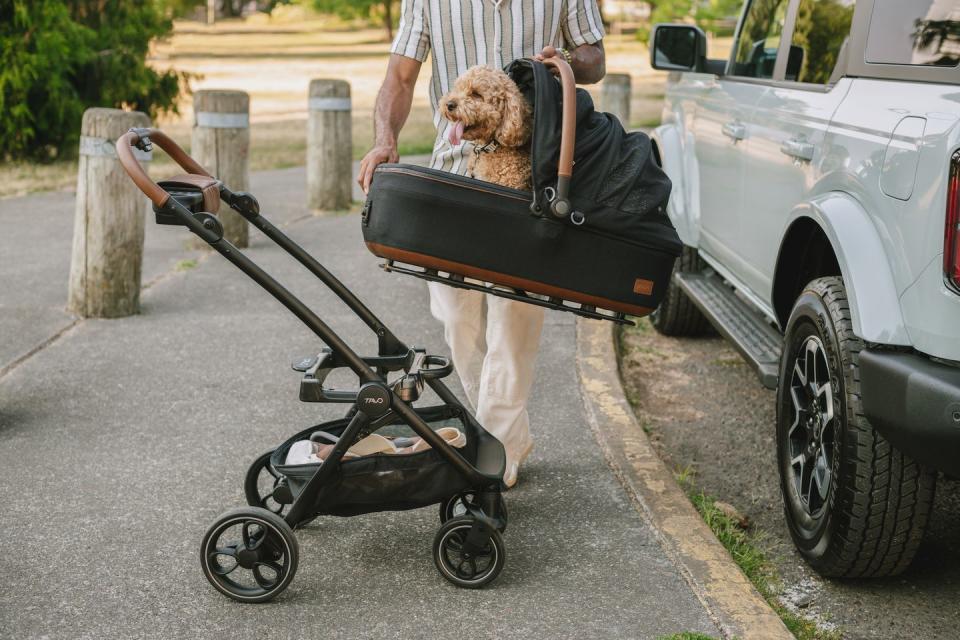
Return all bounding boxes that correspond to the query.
[633,278,654,296]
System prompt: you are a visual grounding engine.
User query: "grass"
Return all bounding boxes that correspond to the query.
[658,633,719,640]
[174,258,198,271]
[675,468,842,640]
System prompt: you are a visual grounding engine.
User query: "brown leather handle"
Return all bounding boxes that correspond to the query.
[541,56,576,179]
[115,128,213,207]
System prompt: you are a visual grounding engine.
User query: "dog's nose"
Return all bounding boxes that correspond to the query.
[446,100,457,112]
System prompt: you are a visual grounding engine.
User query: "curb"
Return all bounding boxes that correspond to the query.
[575,318,793,640]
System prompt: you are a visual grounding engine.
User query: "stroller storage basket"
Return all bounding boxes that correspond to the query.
[362,164,679,318]
[272,405,491,517]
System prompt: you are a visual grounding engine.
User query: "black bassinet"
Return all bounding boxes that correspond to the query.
[362,57,681,322]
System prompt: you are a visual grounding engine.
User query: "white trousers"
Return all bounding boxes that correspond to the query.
[428,282,545,472]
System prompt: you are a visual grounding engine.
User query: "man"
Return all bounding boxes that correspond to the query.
[358,0,606,487]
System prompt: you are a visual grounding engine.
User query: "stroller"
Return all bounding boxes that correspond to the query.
[117,129,509,603]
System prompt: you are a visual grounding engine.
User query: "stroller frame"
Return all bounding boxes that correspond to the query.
[117,129,508,602]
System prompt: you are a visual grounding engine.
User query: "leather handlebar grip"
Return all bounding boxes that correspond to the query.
[115,128,214,207]
[541,57,577,179]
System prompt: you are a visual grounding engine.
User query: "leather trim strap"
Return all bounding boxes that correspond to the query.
[159,174,221,213]
[542,57,576,179]
[367,242,654,317]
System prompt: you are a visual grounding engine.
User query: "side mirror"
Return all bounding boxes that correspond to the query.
[650,24,708,72]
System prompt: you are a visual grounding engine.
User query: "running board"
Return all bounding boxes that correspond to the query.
[675,272,781,389]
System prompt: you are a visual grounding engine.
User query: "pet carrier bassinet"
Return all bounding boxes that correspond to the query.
[362,57,682,323]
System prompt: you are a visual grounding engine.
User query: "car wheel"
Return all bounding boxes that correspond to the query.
[777,276,936,577]
[651,245,712,336]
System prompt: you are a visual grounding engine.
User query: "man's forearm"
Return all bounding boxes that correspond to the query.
[373,79,415,148]
[569,42,605,84]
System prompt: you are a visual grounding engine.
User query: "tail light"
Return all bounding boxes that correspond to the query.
[946,150,960,293]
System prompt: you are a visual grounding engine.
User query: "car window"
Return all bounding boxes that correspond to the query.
[732,0,791,78]
[788,0,857,83]
[866,0,960,66]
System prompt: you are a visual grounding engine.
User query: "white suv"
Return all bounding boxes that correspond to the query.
[649,0,960,577]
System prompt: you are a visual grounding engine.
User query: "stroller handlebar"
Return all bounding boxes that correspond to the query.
[540,56,576,180]
[116,128,213,207]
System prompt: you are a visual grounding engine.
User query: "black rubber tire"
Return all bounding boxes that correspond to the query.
[650,245,712,336]
[244,450,291,517]
[777,276,936,578]
[200,507,299,603]
[433,516,505,589]
[439,492,508,532]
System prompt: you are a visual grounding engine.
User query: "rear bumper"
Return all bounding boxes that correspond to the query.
[860,350,960,475]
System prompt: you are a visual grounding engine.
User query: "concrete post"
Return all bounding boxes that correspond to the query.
[68,108,151,318]
[191,89,250,247]
[307,79,352,212]
[602,73,632,128]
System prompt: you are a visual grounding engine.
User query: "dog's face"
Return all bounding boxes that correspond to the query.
[440,66,531,148]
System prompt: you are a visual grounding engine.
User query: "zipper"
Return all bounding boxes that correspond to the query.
[377,166,530,202]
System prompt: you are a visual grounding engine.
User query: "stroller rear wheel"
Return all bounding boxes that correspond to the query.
[433,516,505,589]
[201,506,299,603]
[244,450,293,516]
[439,492,508,532]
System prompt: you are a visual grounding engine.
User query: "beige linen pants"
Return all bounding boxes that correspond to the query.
[428,282,545,484]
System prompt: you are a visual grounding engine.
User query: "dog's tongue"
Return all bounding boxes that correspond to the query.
[448,121,465,146]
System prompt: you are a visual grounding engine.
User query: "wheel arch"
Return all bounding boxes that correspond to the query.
[772,195,910,345]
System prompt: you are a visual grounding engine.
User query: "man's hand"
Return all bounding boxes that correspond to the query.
[533,42,605,84]
[358,144,399,194]
[357,54,422,194]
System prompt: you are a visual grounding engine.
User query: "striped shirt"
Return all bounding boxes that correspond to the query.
[391,0,605,175]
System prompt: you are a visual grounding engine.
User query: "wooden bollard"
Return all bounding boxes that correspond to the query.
[602,73,632,128]
[307,79,352,212]
[68,108,150,318]
[191,89,250,247]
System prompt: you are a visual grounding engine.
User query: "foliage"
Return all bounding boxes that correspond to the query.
[312,0,399,40]
[0,1,186,160]
[791,0,855,84]
[639,0,742,42]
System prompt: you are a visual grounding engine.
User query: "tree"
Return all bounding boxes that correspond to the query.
[312,0,399,41]
[0,1,186,160]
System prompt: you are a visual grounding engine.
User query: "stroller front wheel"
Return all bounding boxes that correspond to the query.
[200,506,299,603]
[433,516,505,589]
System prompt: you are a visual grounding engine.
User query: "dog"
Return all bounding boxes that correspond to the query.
[440,65,532,191]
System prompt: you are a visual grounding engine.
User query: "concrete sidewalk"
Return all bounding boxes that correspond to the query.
[0,168,720,639]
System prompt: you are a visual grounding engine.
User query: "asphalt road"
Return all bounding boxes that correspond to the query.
[619,320,960,640]
[0,167,718,639]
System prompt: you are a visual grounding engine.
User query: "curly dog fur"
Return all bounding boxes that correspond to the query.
[440,66,532,191]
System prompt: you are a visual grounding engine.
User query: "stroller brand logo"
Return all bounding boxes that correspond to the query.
[364,397,385,404]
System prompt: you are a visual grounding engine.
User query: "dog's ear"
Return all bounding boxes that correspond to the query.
[495,85,531,147]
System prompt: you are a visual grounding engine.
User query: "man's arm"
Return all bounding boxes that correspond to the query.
[535,42,606,84]
[357,54,422,193]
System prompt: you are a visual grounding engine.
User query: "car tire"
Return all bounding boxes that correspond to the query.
[651,246,712,336]
[777,276,936,577]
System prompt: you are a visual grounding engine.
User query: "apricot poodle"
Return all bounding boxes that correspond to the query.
[440,65,532,191]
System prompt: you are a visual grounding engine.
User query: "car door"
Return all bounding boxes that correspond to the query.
[738,0,857,302]
[695,0,791,284]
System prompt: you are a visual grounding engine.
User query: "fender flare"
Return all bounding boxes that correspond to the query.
[651,123,699,246]
[777,194,910,345]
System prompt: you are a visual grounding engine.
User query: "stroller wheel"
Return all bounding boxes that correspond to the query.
[439,492,508,532]
[200,507,299,603]
[244,450,292,516]
[433,516,505,589]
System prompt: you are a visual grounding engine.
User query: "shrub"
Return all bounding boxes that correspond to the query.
[0,1,186,160]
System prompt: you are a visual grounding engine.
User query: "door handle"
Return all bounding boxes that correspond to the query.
[722,121,746,141]
[780,138,815,162]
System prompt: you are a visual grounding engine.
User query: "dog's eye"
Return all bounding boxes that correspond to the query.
[470,90,482,99]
